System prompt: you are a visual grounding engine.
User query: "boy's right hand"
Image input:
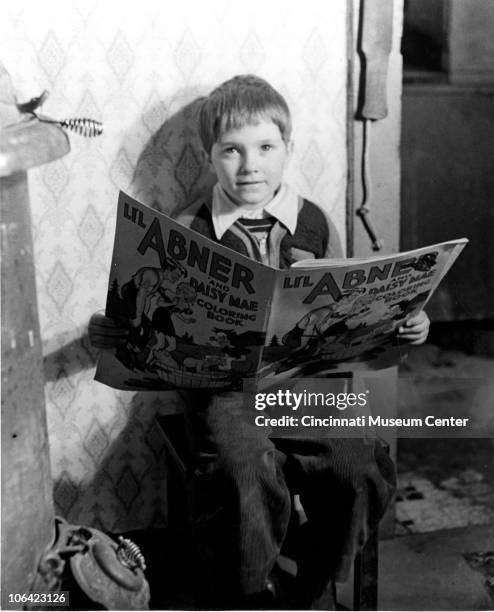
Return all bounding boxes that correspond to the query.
[88,313,129,349]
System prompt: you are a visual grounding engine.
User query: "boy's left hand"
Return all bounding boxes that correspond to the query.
[397,310,430,345]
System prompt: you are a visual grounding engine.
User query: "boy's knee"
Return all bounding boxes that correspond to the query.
[319,439,394,498]
[215,438,279,480]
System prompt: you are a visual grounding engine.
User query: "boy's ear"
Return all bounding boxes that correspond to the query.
[286,140,294,163]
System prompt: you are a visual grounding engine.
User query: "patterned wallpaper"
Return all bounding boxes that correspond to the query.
[3,0,349,532]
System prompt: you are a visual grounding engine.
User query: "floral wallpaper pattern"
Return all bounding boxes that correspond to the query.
[3,0,349,532]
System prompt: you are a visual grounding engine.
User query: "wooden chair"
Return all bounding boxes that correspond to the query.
[156,413,382,610]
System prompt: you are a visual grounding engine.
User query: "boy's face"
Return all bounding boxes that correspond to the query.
[209,119,292,209]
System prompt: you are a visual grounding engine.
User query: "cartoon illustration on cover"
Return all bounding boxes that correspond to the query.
[261,248,445,374]
[105,258,266,389]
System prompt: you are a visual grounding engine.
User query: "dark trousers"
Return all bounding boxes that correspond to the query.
[181,391,396,605]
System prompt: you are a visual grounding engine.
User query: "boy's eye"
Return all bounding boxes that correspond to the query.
[223,147,239,154]
[261,144,273,151]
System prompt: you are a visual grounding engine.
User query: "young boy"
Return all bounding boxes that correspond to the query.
[90,75,429,609]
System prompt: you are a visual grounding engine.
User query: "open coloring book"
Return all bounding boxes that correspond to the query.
[95,192,468,391]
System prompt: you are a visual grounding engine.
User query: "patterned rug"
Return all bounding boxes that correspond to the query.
[395,469,494,534]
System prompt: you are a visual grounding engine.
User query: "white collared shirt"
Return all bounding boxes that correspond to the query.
[211,182,299,240]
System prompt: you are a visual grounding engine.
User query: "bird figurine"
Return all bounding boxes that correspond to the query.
[15,89,103,137]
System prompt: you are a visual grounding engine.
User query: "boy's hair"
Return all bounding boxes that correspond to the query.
[198,74,292,154]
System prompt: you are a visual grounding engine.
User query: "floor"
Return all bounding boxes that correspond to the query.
[395,340,494,538]
[377,524,494,611]
[373,335,494,611]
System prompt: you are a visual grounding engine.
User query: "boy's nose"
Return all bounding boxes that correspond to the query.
[240,151,259,173]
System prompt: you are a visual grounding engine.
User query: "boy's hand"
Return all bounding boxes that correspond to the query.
[88,312,129,349]
[397,310,430,345]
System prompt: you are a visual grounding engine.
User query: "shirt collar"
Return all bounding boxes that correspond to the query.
[211,182,299,239]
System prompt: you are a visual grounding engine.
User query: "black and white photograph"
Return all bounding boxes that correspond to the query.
[2,1,493,610]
